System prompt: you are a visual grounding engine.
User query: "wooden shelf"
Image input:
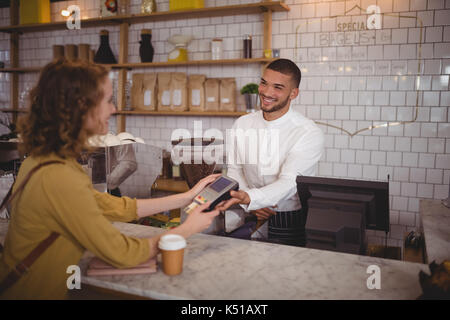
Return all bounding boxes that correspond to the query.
[0,58,274,73]
[0,108,27,113]
[121,2,290,24]
[0,2,289,34]
[152,178,189,193]
[0,67,41,73]
[0,15,126,33]
[114,58,276,69]
[114,110,247,117]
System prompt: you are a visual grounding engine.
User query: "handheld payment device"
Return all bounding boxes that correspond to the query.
[185,175,239,214]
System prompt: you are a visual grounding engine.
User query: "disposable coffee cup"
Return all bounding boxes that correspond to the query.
[158,234,187,276]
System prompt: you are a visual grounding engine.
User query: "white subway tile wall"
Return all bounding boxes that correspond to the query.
[1,0,449,252]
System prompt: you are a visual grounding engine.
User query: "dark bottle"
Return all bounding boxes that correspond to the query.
[243,34,252,59]
[139,29,154,63]
[94,30,117,64]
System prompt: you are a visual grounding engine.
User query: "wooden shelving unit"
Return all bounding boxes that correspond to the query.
[1,1,289,129]
[0,2,289,34]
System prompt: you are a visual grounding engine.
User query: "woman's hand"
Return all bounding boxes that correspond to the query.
[185,174,221,199]
[172,202,220,238]
[147,202,220,257]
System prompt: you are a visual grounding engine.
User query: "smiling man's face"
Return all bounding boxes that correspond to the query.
[258,68,299,118]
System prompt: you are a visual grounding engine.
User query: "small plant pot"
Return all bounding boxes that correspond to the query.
[244,93,259,113]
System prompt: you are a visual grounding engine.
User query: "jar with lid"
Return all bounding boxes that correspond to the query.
[243,34,252,59]
[211,38,223,60]
[100,0,118,17]
[118,0,129,15]
[141,0,157,13]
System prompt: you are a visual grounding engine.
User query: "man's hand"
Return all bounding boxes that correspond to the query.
[250,207,277,220]
[215,190,250,212]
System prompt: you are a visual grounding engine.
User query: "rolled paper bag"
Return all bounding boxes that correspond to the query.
[78,44,90,61]
[52,45,65,61]
[158,234,187,276]
[65,44,78,61]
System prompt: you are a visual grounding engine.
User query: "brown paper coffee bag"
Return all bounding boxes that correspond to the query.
[219,78,236,112]
[171,72,188,112]
[157,72,172,111]
[131,73,157,111]
[204,78,220,111]
[188,74,206,112]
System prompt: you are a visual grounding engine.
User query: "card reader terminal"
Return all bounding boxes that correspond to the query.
[185,175,239,214]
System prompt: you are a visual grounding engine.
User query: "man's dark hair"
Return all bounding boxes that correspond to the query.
[266,58,301,88]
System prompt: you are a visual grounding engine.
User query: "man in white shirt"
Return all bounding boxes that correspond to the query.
[223,59,324,246]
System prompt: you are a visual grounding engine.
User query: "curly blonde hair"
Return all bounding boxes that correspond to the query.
[18,59,110,158]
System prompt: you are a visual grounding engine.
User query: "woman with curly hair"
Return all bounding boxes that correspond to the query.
[0,59,222,299]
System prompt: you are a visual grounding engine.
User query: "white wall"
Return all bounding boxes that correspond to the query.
[1,0,449,250]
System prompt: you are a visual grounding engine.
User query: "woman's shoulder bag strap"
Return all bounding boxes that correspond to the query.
[0,160,63,295]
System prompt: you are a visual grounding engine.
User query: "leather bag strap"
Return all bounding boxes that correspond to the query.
[0,160,64,215]
[0,160,63,295]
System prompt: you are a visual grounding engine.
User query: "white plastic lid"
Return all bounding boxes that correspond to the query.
[103,133,121,146]
[158,234,186,251]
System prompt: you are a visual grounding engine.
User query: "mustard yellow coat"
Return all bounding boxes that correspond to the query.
[0,154,150,299]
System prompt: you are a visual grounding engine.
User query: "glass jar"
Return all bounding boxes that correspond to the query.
[211,38,223,60]
[141,0,157,13]
[118,0,129,15]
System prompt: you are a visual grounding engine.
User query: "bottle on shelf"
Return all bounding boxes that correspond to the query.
[124,72,132,110]
[243,34,252,59]
[94,30,117,64]
[139,29,155,63]
[161,150,173,179]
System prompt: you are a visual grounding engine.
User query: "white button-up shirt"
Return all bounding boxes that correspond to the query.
[227,106,324,212]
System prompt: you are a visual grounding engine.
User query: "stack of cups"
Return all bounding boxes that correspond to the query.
[52,45,65,61]
[158,234,187,276]
[65,44,78,61]
[78,44,90,61]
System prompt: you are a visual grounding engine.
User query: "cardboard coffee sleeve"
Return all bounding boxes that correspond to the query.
[204,78,220,111]
[171,72,188,112]
[219,78,236,112]
[188,74,206,112]
[131,73,157,111]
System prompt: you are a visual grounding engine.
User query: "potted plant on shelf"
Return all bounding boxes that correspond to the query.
[240,83,259,113]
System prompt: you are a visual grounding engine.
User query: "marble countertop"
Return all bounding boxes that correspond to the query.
[83,222,428,299]
[0,220,429,299]
[420,199,450,264]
